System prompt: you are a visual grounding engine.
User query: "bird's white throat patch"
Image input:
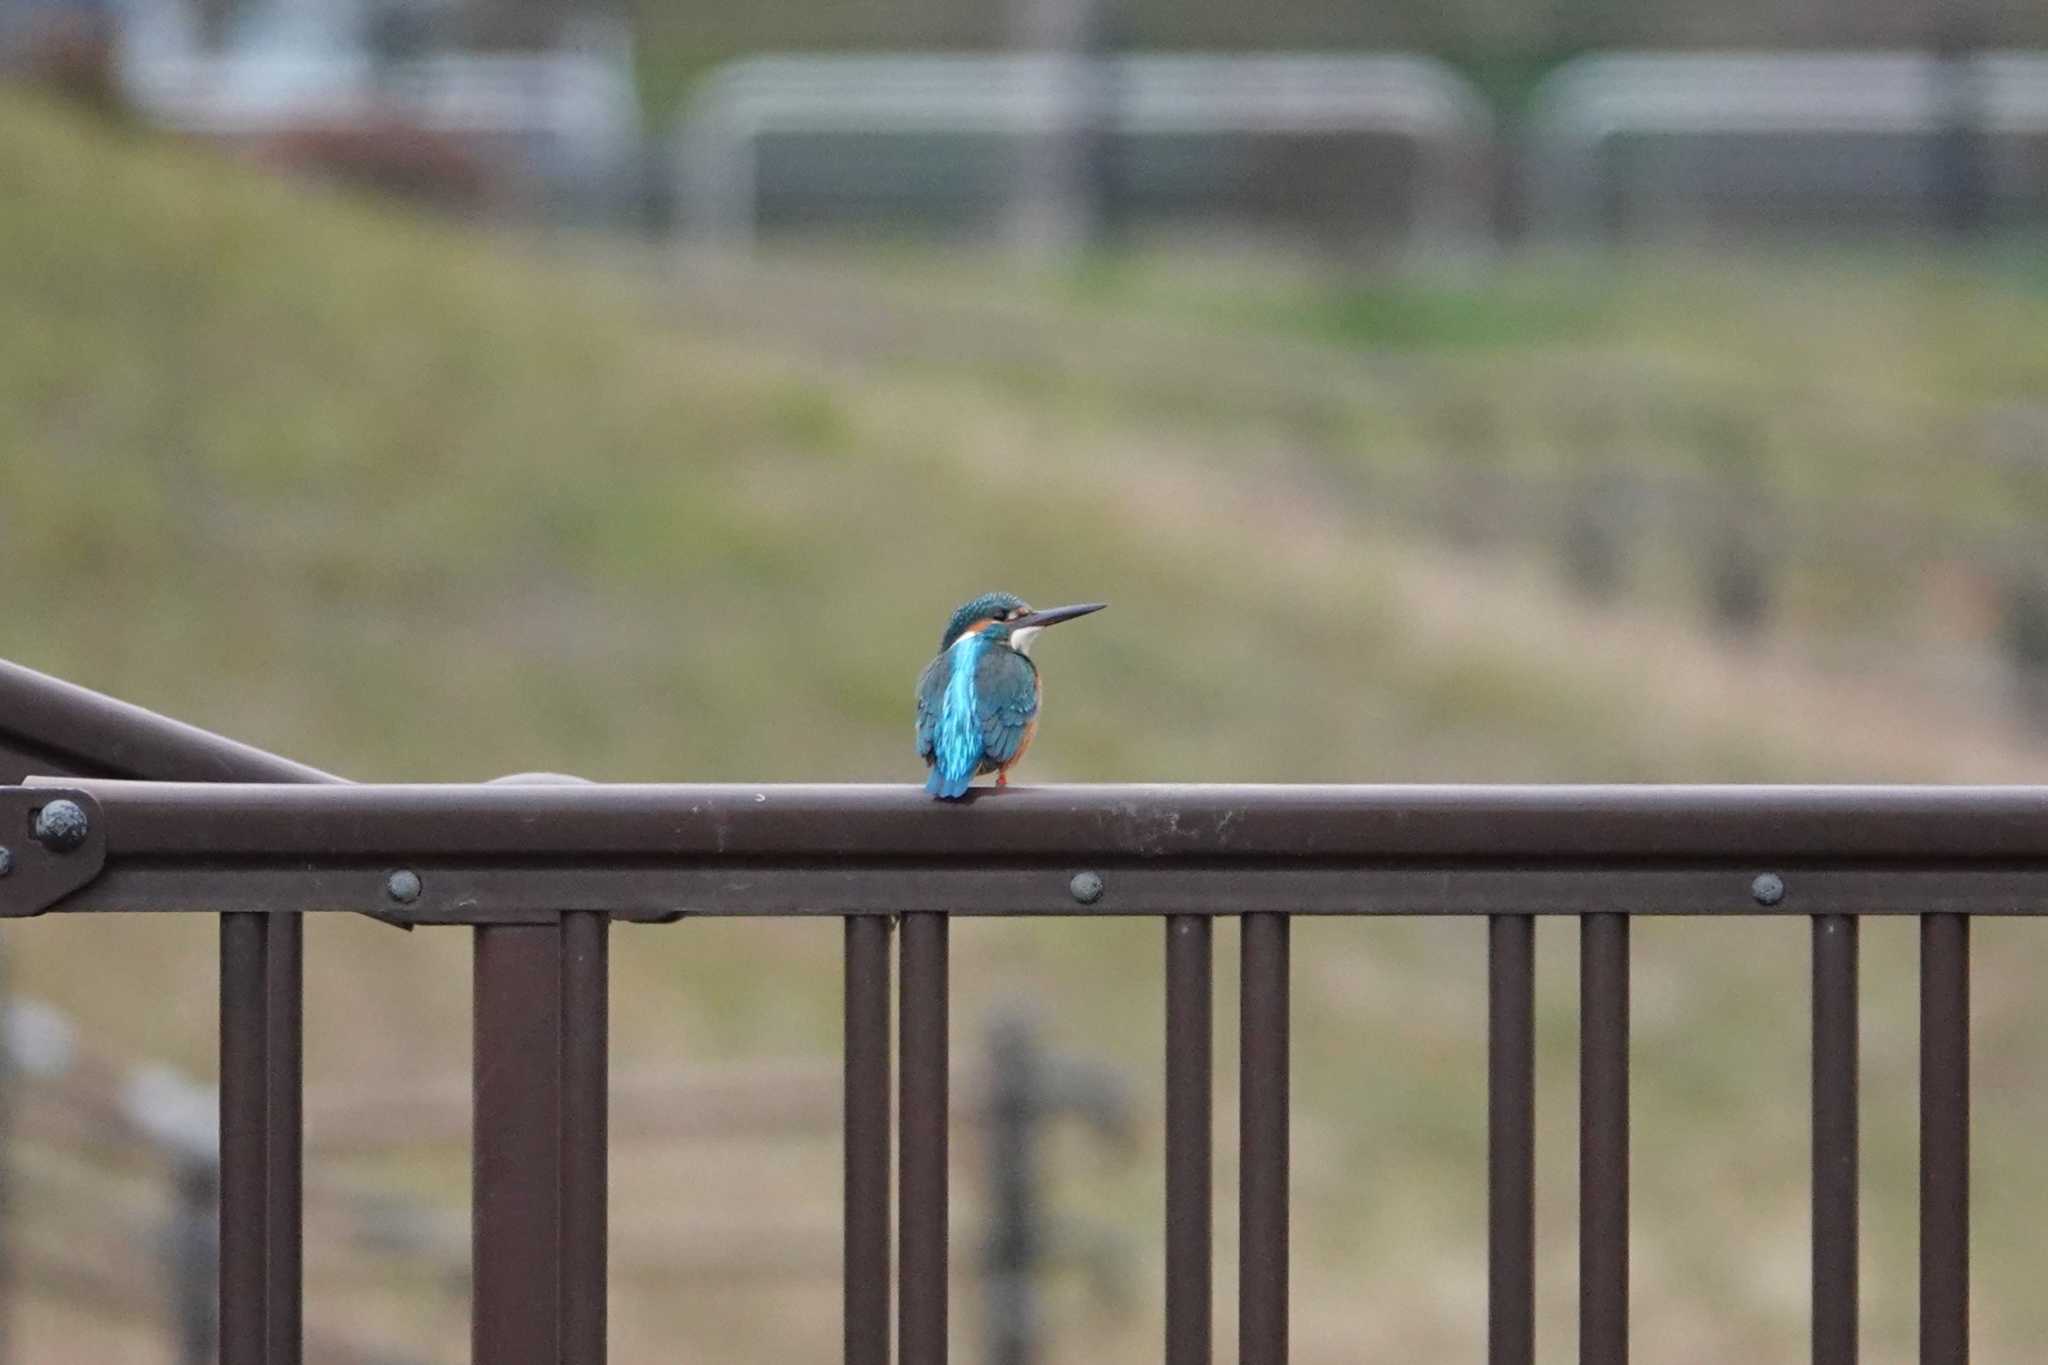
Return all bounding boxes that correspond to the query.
[955,624,1042,655]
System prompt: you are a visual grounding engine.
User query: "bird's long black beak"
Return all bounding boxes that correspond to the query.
[1015,602,1108,630]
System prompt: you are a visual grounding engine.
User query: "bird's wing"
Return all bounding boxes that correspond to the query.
[975,647,1040,767]
[914,652,948,763]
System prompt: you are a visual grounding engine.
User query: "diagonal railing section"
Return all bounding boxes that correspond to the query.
[0,660,337,1365]
[0,662,610,1365]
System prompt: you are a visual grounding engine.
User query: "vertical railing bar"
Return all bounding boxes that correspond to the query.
[900,913,950,1365]
[1240,913,1290,1365]
[562,911,611,1365]
[0,925,13,1365]
[265,911,304,1365]
[1812,915,1858,1365]
[1489,915,1536,1365]
[845,915,893,1365]
[1165,915,1213,1365]
[1580,913,1629,1365]
[219,912,270,1365]
[473,924,564,1365]
[1920,913,1969,1365]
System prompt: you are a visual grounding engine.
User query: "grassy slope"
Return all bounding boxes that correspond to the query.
[638,238,2048,711]
[5,90,2048,1363]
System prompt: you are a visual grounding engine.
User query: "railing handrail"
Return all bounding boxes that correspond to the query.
[22,777,2048,861]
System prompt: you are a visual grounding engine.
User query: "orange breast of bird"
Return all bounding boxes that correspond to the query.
[999,671,1044,779]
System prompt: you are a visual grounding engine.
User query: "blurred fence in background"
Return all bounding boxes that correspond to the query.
[8,5,2048,247]
[1385,381,2048,717]
[305,1011,1134,1365]
[0,960,1131,1365]
[0,949,424,1363]
[1526,50,2048,240]
[669,46,2048,251]
[672,54,1492,256]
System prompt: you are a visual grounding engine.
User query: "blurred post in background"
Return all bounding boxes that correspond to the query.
[1931,16,1990,239]
[982,1011,1133,1365]
[1007,0,1114,258]
[984,1012,1044,1365]
[167,1159,219,1365]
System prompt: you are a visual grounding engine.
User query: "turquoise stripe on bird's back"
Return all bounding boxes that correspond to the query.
[930,632,986,798]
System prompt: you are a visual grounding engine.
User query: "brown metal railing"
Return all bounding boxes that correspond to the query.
[0,659,335,1365]
[1164,915,1212,1365]
[1487,913,1535,1365]
[0,658,2015,1365]
[1812,914,1858,1365]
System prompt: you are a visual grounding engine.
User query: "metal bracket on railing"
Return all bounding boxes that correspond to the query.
[0,787,106,917]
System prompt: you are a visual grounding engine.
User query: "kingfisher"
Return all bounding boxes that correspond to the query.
[916,592,1107,799]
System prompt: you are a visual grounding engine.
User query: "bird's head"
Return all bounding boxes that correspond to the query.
[938,592,1107,656]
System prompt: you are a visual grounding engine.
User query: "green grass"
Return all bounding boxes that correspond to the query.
[1071,248,1622,350]
[5,89,2048,1364]
[764,235,2048,671]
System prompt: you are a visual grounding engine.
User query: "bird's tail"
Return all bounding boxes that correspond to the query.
[925,764,973,800]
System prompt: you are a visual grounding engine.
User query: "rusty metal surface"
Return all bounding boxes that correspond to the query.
[1811,915,1858,1365]
[1488,915,1535,1365]
[1920,914,1970,1365]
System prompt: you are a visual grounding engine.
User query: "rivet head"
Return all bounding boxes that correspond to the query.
[0,847,12,877]
[31,800,90,853]
[1751,872,1786,907]
[386,870,422,904]
[1069,871,1104,905]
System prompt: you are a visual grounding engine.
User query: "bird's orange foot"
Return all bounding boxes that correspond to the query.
[996,770,1008,788]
